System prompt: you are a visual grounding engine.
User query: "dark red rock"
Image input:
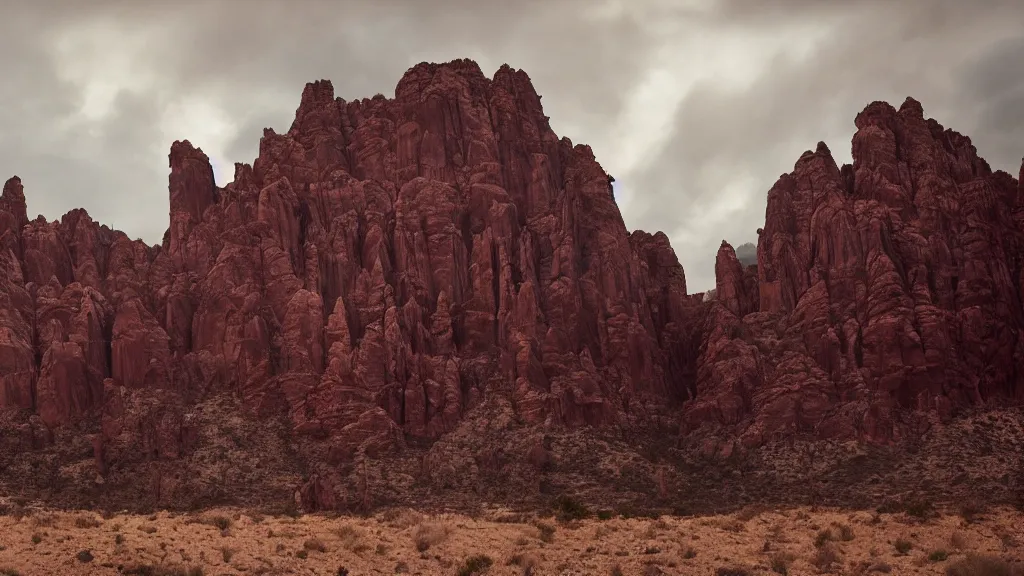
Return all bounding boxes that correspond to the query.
[0,60,705,507]
[1,61,1021,510]
[688,97,1024,452]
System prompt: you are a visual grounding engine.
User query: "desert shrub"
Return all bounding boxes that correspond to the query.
[380,508,423,529]
[945,554,1022,576]
[904,499,933,519]
[736,504,768,522]
[76,550,94,563]
[456,555,493,576]
[812,543,841,571]
[336,524,365,550]
[814,528,833,547]
[682,547,697,559]
[611,565,624,576]
[206,515,232,532]
[894,539,913,555]
[770,552,795,574]
[930,550,949,562]
[220,547,235,562]
[0,568,20,576]
[74,516,101,529]
[835,523,855,541]
[959,501,984,523]
[597,509,614,520]
[554,495,591,521]
[412,521,449,552]
[30,534,41,545]
[508,552,539,573]
[716,518,745,532]
[115,533,125,545]
[534,521,556,543]
[303,538,326,553]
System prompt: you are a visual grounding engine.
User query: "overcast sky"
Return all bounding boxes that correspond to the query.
[2,0,1022,292]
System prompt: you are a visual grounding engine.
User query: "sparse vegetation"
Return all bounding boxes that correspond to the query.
[206,515,233,533]
[29,534,41,545]
[945,554,1022,576]
[219,546,235,562]
[74,516,101,529]
[812,543,841,571]
[0,503,1022,574]
[534,521,556,543]
[736,504,768,522]
[770,552,795,574]
[456,554,493,576]
[904,499,933,519]
[412,521,449,552]
[76,550,93,563]
[335,524,364,551]
[554,495,591,522]
[508,552,539,573]
[121,566,204,576]
[717,566,753,576]
[303,538,326,553]
[929,550,949,562]
[836,523,855,541]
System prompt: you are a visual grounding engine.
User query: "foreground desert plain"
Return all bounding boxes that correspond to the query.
[0,502,1022,575]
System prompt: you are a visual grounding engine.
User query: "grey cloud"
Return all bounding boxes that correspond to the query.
[625,1,1024,291]
[2,0,654,245]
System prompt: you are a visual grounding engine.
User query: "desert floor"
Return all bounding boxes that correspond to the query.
[0,504,1022,575]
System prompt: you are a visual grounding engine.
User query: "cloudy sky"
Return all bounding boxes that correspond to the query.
[2,0,1022,292]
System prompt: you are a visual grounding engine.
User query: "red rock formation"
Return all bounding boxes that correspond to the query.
[0,61,700,491]
[688,98,1024,453]
[1,61,1022,508]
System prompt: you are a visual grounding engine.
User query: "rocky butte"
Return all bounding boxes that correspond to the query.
[0,59,1022,513]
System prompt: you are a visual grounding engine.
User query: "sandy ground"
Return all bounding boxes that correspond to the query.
[0,504,1022,575]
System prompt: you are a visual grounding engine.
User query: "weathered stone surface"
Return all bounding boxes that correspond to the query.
[0,61,703,510]
[1,61,1021,510]
[688,98,1024,453]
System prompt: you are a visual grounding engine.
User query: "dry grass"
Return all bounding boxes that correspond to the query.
[0,505,1020,575]
[411,521,449,552]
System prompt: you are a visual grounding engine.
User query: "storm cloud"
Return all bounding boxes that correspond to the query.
[1,0,1022,291]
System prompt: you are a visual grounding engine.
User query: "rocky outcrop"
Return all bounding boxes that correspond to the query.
[0,60,702,504]
[688,98,1024,453]
[1,61,1022,510]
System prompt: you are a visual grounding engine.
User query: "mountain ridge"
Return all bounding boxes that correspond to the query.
[0,60,1022,514]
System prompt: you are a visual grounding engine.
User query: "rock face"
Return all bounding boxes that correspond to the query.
[1,61,1022,509]
[687,98,1024,453]
[0,60,700,499]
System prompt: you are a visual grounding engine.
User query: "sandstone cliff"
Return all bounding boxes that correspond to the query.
[1,61,1022,512]
[691,99,1024,456]
[0,60,705,510]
